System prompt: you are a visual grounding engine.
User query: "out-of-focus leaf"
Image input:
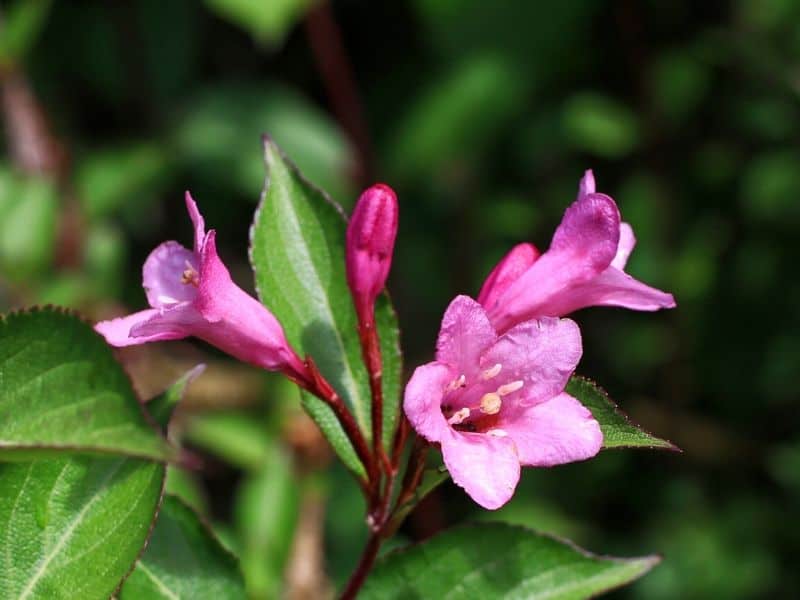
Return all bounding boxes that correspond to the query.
[75,142,172,220]
[83,223,127,297]
[204,0,314,46]
[562,92,640,158]
[0,167,57,281]
[250,138,402,476]
[567,377,678,451]
[165,466,208,516]
[235,445,299,599]
[740,151,800,224]
[651,49,710,123]
[360,523,660,599]
[175,84,354,202]
[0,0,52,64]
[0,308,172,461]
[120,496,246,599]
[184,412,272,470]
[0,456,164,600]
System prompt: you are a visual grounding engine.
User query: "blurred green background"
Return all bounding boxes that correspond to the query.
[1,0,798,597]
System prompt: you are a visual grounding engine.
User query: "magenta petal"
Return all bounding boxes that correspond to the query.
[435,296,497,376]
[441,429,520,510]
[95,308,192,346]
[477,243,540,310]
[185,192,206,253]
[143,241,199,308]
[482,317,582,407]
[553,266,676,313]
[500,392,602,466]
[611,222,636,270]
[403,361,454,443]
[578,169,596,199]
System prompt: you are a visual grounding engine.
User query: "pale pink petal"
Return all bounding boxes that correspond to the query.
[143,241,199,308]
[489,193,620,330]
[539,266,676,314]
[129,303,204,339]
[441,429,520,510]
[435,295,497,376]
[403,361,454,443]
[482,317,582,407]
[611,222,636,270]
[95,307,193,347]
[477,243,540,310]
[499,392,602,466]
[185,192,206,253]
[578,169,595,199]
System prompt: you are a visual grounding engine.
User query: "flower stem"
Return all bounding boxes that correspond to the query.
[339,531,382,600]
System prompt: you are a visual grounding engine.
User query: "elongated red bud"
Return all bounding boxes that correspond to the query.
[346,184,399,323]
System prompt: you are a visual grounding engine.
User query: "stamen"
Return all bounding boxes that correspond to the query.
[487,428,508,437]
[181,261,200,287]
[497,380,524,396]
[447,407,470,425]
[445,374,467,392]
[481,363,502,380]
[479,392,502,415]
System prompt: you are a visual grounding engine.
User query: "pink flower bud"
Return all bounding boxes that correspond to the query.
[346,184,399,323]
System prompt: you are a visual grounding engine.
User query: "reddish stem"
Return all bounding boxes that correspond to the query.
[339,531,382,600]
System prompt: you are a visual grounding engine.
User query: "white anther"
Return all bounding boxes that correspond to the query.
[447,407,471,425]
[481,363,502,380]
[479,392,502,415]
[445,374,467,392]
[497,380,524,396]
[487,428,508,437]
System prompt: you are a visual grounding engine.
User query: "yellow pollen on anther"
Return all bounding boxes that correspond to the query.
[482,363,502,380]
[181,260,200,286]
[497,380,524,396]
[447,407,470,425]
[446,374,467,392]
[480,392,502,415]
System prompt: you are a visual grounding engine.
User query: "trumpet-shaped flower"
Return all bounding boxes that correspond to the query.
[95,193,308,384]
[481,171,675,333]
[403,295,602,509]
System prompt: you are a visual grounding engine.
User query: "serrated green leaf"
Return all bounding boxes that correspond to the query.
[567,376,678,451]
[120,496,246,600]
[360,523,660,599]
[0,456,164,600]
[249,138,402,476]
[0,308,172,461]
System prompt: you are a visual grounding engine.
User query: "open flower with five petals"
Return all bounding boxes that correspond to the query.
[95,193,308,384]
[479,170,676,333]
[403,295,602,509]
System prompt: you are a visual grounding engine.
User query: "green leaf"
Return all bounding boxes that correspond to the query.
[147,365,206,431]
[567,376,678,451]
[0,456,164,600]
[250,138,402,476]
[120,496,246,600]
[204,0,314,47]
[234,446,299,599]
[184,411,273,471]
[562,92,640,158]
[0,0,52,65]
[360,523,660,599]
[0,308,172,461]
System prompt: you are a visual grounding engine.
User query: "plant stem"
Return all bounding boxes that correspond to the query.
[340,531,382,600]
[358,317,386,473]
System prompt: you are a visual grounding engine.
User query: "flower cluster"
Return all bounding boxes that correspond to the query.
[96,170,674,511]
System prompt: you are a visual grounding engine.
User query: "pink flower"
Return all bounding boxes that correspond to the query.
[480,171,676,333]
[346,183,399,324]
[95,193,308,384]
[403,295,602,509]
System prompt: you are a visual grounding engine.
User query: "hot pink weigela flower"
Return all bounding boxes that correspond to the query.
[403,295,602,509]
[479,171,676,333]
[346,183,399,324]
[95,193,308,383]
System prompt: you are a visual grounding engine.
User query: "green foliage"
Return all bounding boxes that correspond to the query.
[0,457,164,600]
[562,92,640,157]
[204,0,314,47]
[0,0,52,65]
[120,496,247,600]
[361,523,659,599]
[250,138,402,476]
[0,308,172,461]
[567,377,678,451]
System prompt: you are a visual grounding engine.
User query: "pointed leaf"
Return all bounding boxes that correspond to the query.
[0,456,164,600]
[120,496,246,600]
[250,137,402,476]
[361,523,660,599]
[567,376,679,451]
[0,308,172,461]
[147,365,206,431]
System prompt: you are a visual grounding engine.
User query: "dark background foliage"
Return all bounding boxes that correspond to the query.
[1,0,798,597]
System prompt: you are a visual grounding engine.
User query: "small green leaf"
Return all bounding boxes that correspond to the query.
[120,496,247,600]
[147,365,206,431]
[0,456,164,600]
[250,138,402,476]
[562,92,640,158]
[567,376,679,451]
[0,0,52,65]
[360,523,660,599]
[0,308,172,461]
[204,0,314,47]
